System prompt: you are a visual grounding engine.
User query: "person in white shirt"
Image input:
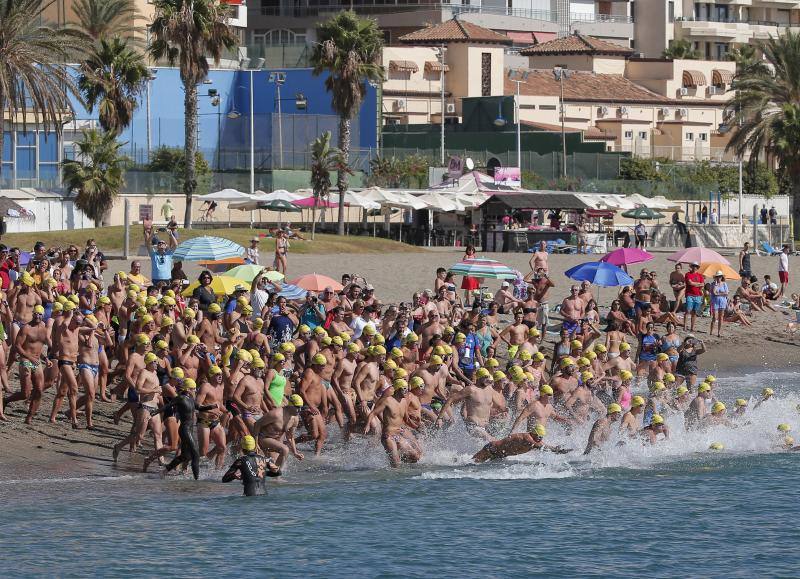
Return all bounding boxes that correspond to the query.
[245,237,260,265]
[777,244,790,299]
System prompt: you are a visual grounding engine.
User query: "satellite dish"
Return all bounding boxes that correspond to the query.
[465,158,475,171]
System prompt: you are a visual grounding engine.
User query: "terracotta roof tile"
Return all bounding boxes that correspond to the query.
[399,19,512,45]
[520,33,633,56]
[506,69,669,104]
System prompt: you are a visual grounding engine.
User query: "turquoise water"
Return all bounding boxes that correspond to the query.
[4,370,800,577]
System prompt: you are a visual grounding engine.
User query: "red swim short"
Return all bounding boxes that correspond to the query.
[779,271,789,284]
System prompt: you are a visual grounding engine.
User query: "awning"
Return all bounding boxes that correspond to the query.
[424,60,450,73]
[507,31,534,44]
[586,208,616,218]
[682,69,707,87]
[712,68,734,86]
[389,60,419,73]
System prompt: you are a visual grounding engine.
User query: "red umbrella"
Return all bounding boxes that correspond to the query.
[600,247,654,267]
[292,196,337,208]
[289,273,343,292]
[667,247,730,266]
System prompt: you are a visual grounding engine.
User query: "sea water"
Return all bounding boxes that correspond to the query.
[3,370,800,577]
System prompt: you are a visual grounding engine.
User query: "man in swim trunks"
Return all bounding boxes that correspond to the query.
[297,353,328,454]
[196,366,227,469]
[253,393,305,469]
[640,413,669,444]
[497,308,528,360]
[75,315,112,429]
[113,352,163,460]
[6,304,48,416]
[232,356,270,433]
[473,423,567,462]
[510,383,572,433]
[559,285,585,336]
[365,378,422,467]
[7,271,43,346]
[435,368,506,442]
[584,403,623,454]
[684,382,712,429]
[531,268,555,335]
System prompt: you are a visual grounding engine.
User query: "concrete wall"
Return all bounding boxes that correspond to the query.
[2,199,92,233]
[527,54,628,74]
[647,223,791,248]
[626,59,735,101]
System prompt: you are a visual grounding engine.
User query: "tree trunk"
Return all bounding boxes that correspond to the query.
[0,92,5,188]
[311,195,317,240]
[183,81,199,229]
[336,116,350,236]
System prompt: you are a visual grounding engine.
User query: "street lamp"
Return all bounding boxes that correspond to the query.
[553,66,570,178]
[145,68,158,163]
[508,69,529,172]
[268,72,287,168]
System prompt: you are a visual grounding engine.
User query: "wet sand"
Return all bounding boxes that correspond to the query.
[2,247,799,480]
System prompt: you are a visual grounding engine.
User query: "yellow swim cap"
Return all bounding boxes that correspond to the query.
[160,317,174,327]
[442,344,452,355]
[539,384,554,396]
[391,347,404,359]
[279,342,296,354]
[528,327,540,338]
[363,325,376,336]
[404,332,419,343]
[272,352,285,362]
[164,289,175,298]
[117,271,127,280]
[570,339,582,349]
[429,355,443,366]
[33,305,45,315]
[519,350,532,361]
[347,343,360,354]
[313,326,327,335]
[711,401,726,413]
[492,371,507,382]
[433,345,446,357]
[161,296,176,306]
[372,345,386,356]
[533,352,545,362]
[331,336,344,347]
[762,387,774,398]
[663,373,676,383]
[454,333,466,343]
[409,376,424,389]
[485,358,500,369]
[608,403,622,414]
[135,333,151,346]
[581,370,594,382]
[393,368,408,380]
[140,314,153,325]
[476,367,492,380]
[145,296,158,308]
[656,353,669,362]
[785,435,795,447]
[241,435,256,451]
[84,314,98,325]
[587,351,597,360]
[207,303,221,315]
[251,357,266,370]
[298,324,311,335]
[52,302,63,313]
[705,375,717,383]
[560,357,576,369]
[99,296,111,305]
[383,360,397,371]
[171,367,185,379]
[208,365,222,376]
[577,357,590,367]
[631,395,645,408]
[443,326,455,336]
[735,398,747,407]
[619,342,631,352]
[650,381,665,392]
[778,423,792,432]
[393,378,408,392]
[594,344,607,353]
[242,305,253,315]
[182,378,197,390]
[620,370,633,381]
[56,295,68,305]
[311,353,327,366]
[155,340,168,351]
[187,335,200,345]
[144,352,158,364]
[289,394,304,407]
[253,317,264,328]
[698,383,711,393]
[183,308,196,319]
[651,414,665,425]
[320,336,332,347]
[129,284,140,293]
[237,350,253,363]
[709,442,724,450]
[532,423,546,438]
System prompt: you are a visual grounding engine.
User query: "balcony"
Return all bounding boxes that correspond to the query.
[570,12,634,39]
[258,2,555,21]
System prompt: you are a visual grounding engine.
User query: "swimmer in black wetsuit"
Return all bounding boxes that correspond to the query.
[160,378,217,480]
[222,435,281,496]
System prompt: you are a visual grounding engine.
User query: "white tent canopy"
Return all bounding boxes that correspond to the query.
[328,191,381,210]
[201,189,253,202]
[228,189,304,210]
[360,187,429,210]
[417,192,465,212]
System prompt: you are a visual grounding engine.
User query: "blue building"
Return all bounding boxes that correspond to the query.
[2,66,379,190]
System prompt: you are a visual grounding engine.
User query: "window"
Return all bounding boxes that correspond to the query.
[624,130,633,139]
[481,53,492,97]
[638,131,648,140]
[539,104,557,110]
[685,132,694,141]
[699,133,708,141]
[252,28,306,46]
[630,1,635,21]
[668,1,674,22]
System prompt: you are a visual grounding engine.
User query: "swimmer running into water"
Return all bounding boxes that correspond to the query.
[472,424,569,463]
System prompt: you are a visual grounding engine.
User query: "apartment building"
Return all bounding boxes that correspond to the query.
[634,0,800,59]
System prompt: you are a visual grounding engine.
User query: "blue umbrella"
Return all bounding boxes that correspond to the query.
[268,282,307,300]
[173,236,245,261]
[564,261,634,287]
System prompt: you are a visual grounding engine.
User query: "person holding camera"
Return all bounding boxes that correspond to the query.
[143,219,177,287]
[299,292,326,331]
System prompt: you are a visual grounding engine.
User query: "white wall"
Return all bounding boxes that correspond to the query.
[3,200,92,233]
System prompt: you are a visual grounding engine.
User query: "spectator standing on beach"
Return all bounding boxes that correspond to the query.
[245,237,260,265]
[739,242,752,280]
[777,244,790,300]
[760,204,768,224]
[161,199,175,222]
[634,222,647,248]
[143,219,177,287]
[710,208,718,225]
[683,262,704,332]
[769,206,778,225]
[700,205,708,224]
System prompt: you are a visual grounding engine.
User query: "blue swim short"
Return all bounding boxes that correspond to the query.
[685,295,702,313]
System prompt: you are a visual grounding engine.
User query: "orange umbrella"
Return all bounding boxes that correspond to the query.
[698,262,741,280]
[197,256,245,273]
[289,273,343,292]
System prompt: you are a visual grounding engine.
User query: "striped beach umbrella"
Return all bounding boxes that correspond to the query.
[448,258,517,280]
[173,236,245,262]
[269,283,308,300]
[226,264,285,283]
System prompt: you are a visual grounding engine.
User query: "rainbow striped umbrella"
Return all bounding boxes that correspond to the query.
[448,258,517,280]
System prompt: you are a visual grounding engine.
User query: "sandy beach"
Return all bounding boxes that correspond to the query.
[1,246,799,480]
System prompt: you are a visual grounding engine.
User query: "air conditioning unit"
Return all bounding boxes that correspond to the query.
[395,99,406,110]
[446,103,456,114]
[659,107,670,116]
[599,106,609,116]
[679,87,690,96]
[678,107,689,117]
[619,106,629,116]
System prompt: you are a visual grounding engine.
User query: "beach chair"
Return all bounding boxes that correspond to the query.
[759,241,781,256]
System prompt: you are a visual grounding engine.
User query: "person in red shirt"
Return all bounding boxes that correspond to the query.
[683,262,705,332]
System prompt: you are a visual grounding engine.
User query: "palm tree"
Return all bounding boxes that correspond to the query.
[310,131,339,240]
[662,39,700,60]
[72,0,141,42]
[0,0,88,184]
[79,37,150,135]
[727,43,769,78]
[311,11,384,235]
[62,128,126,226]
[148,0,237,228]
[726,31,800,236]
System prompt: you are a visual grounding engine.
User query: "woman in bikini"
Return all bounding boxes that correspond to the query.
[660,321,682,372]
[274,230,289,275]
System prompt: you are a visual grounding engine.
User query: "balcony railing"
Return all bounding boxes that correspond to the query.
[257,2,556,21]
[676,16,788,26]
[569,12,633,23]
